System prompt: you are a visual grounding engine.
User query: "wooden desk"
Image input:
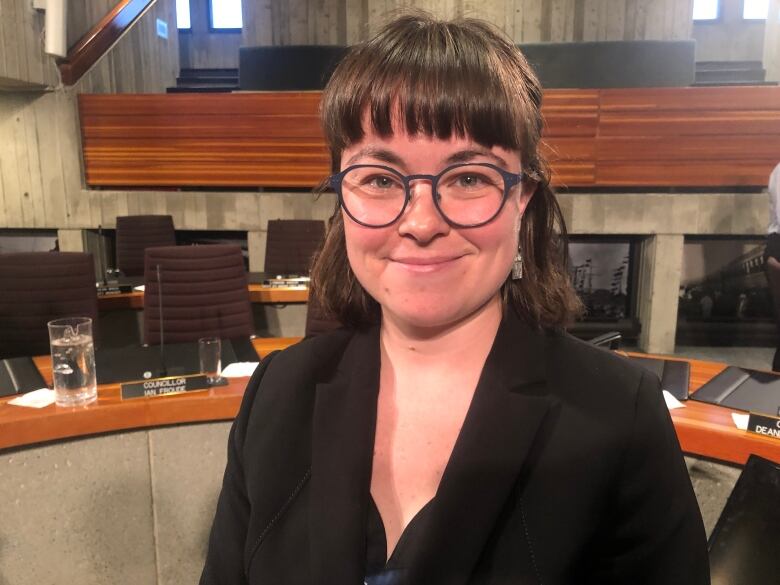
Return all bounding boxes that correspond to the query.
[0,336,301,450]
[620,353,779,467]
[98,284,309,311]
[2,348,778,466]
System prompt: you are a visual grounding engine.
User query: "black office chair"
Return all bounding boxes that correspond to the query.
[143,245,254,345]
[264,219,326,276]
[707,455,780,583]
[116,214,176,277]
[0,252,99,359]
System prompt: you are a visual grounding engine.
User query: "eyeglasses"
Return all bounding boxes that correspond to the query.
[328,163,524,228]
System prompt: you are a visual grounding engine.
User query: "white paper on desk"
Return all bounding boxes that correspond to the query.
[8,388,56,408]
[662,390,685,410]
[731,412,750,430]
[133,285,145,292]
[221,362,259,378]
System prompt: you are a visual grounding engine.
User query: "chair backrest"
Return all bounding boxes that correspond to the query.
[0,252,98,359]
[116,215,176,277]
[264,219,325,276]
[143,245,253,345]
[708,454,780,581]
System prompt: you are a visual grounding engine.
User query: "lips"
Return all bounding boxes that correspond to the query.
[389,255,465,272]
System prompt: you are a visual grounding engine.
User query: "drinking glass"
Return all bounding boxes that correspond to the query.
[47,317,97,407]
[199,337,223,385]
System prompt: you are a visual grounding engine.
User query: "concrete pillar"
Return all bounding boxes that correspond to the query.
[247,230,266,273]
[57,229,86,252]
[637,234,685,354]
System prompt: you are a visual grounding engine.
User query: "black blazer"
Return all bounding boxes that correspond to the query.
[201,312,709,585]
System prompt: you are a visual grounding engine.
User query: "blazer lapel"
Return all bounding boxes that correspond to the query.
[408,313,557,585]
[309,325,381,585]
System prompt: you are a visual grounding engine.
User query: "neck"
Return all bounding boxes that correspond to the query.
[380,296,503,366]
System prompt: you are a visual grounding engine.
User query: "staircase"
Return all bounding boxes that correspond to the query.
[167,68,239,93]
[694,61,776,86]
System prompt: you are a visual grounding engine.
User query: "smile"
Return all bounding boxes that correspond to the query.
[389,255,464,273]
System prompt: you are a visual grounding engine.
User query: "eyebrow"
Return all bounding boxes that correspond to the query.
[444,148,509,168]
[344,148,405,168]
[344,146,510,170]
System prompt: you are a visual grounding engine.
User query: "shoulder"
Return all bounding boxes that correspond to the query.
[248,328,355,398]
[543,330,659,419]
[260,328,355,385]
[236,328,358,435]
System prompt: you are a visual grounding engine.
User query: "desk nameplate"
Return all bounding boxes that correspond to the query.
[748,412,780,441]
[121,374,212,400]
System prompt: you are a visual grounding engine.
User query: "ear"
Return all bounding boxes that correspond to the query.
[515,180,536,226]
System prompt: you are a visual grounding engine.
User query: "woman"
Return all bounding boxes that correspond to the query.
[201,14,709,585]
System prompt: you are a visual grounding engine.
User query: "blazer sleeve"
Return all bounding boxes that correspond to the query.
[199,351,280,585]
[589,371,710,585]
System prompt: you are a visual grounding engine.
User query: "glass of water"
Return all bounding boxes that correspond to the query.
[199,337,223,385]
[47,317,97,407]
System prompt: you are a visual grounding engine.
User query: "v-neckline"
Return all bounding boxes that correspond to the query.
[368,495,436,567]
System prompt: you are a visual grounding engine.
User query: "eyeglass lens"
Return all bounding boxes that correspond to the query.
[340,164,507,227]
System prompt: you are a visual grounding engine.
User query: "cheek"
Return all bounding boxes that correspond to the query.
[343,217,391,269]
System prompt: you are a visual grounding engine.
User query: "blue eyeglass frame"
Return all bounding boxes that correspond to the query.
[328,162,525,229]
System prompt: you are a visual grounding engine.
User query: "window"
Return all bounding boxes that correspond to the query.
[693,0,719,20]
[209,0,243,31]
[176,0,191,30]
[743,0,769,19]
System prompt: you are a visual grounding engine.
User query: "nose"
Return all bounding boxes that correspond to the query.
[396,180,450,243]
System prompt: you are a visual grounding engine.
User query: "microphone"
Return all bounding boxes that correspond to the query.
[156,264,167,377]
[98,224,108,286]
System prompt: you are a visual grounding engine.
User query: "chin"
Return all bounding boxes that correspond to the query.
[381,299,493,332]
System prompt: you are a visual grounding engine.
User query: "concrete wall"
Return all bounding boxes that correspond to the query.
[242,0,693,46]
[179,0,242,69]
[0,0,60,89]
[0,421,741,585]
[766,0,780,81]
[0,423,231,585]
[68,0,122,47]
[75,0,180,94]
[692,0,766,61]
[46,189,766,354]
[0,0,179,234]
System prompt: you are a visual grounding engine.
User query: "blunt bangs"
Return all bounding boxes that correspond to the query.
[321,15,542,170]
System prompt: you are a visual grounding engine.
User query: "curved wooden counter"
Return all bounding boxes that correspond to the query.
[2,346,779,466]
[0,337,300,451]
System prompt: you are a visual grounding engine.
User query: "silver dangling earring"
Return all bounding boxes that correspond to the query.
[511,248,523,280]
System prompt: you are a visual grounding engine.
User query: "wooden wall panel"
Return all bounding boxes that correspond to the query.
[77,86,780,190]
[79,93,328,188]
[595,87,780,187]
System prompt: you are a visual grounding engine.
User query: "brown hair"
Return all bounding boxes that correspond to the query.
[310,12,582,329]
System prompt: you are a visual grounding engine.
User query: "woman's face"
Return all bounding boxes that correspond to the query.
[341,126,533,331]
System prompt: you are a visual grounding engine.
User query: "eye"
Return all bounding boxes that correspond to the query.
[448,171,497,190]
[457,174,484,188]
[366,174,398,189]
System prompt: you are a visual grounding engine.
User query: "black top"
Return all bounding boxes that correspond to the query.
[365,497,435,584]
[200,312,710,585]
